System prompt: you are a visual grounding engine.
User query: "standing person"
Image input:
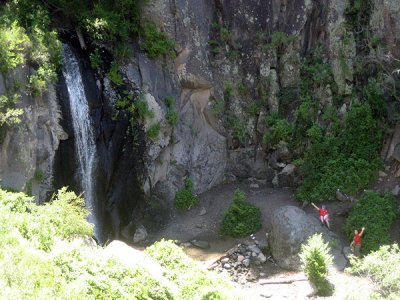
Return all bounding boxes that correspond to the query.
[350,227,365,257]
[311,202,331,229]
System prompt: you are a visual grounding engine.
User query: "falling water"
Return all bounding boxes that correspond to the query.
[61,44,99,238]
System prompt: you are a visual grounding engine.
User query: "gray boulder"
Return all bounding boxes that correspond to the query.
[133,225,148,243]
[269,205,344,270]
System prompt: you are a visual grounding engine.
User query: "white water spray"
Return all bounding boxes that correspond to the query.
[61,44,99,237]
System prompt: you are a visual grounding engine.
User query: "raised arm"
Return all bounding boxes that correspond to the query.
[359,227,365,237]
[311,202,319,210]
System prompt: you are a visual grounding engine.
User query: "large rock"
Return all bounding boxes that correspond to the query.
[269,206,345,271]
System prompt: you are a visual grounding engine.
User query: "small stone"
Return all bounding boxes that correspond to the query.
[223,263,232,269]
[258,253,267,263]
[190,240,210,249]
[242,259,250,267]
[260,292,273,298]
[248,245,261,254]
[221,257,230,263]
[180,242,192,248]
[260,273,266,277]
[133,225,148,243]
[252,252,257,257]
[250,183,259,189]
[199,207,207,216]
[392,185,400,196]
[379,171,387,177]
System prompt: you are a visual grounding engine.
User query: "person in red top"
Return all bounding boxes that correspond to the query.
[350,227,365,257]
[311,202,330,229]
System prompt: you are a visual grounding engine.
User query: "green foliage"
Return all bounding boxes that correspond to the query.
[208,39,221,55]
[0,94,23,129]
[89,48,102,72]
[211,97,225,114]
[347,244,400,298]
[245,102,260,116]
[269,31,296,50]
[147,239,238,300]
[224,82,234,100]
[0,21,29,72]
[174,178,199,209]
[220,189,261,237]
[33,169,44,182]
[363,78,387,120]
[0,2,61,97]
[344,192,397,254]
[165,96,179,125]
[0,188,241,299]
[263,113,293,147]
[107,62,123,86]
[147,122,160,139]
[0,187,92,252]
[132,97,154,123]
[238,83,248,97]
[227,114,246,142]
[140,22,176,59]
[296,102,382,202]
[300,234,334,296]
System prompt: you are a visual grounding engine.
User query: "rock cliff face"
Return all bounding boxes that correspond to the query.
[0,66,67,203]
[137,0,400,204]
[1,0,400,239]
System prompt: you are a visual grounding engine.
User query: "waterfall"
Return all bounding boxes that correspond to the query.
[61,44,99,238]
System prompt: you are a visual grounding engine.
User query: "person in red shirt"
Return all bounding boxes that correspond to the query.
[350,227,365,256]
[311,202,330,229]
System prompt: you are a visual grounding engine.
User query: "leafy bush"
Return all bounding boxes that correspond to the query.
[296,102,382,202]
[347,244,400,298]
[147,239,238,300]
[174,178,199,209]
[147,122,161,139]
[165,96,179,125]
[343,191,397,254]
[300,234,334,296]
[220,189,261,237]
[263,113,293,146]
[0,2,61,99]
[140,22,175,59]
[0,187,177,299]
[226,114,246,142]
[0,21,30,72]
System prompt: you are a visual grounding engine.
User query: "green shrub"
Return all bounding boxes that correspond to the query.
[296,102,382,202]
[132,97,154,123]
[174,178,199,209]
[343,191,397,254]
[147,122,160,139]
[140,22,175,59]
[147,239,238,300]
[108,62,123,86]
[347,244,400,298]
[166,109,179,125]
[220,189,261,237]
[227,115,246,142]
[212,97,225,114]
[300,234,334,296]
[0,94,23,129]
[263,114,293,147]
[89,48,102,72]
[165,96,179,125]
[0,21,29,72]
